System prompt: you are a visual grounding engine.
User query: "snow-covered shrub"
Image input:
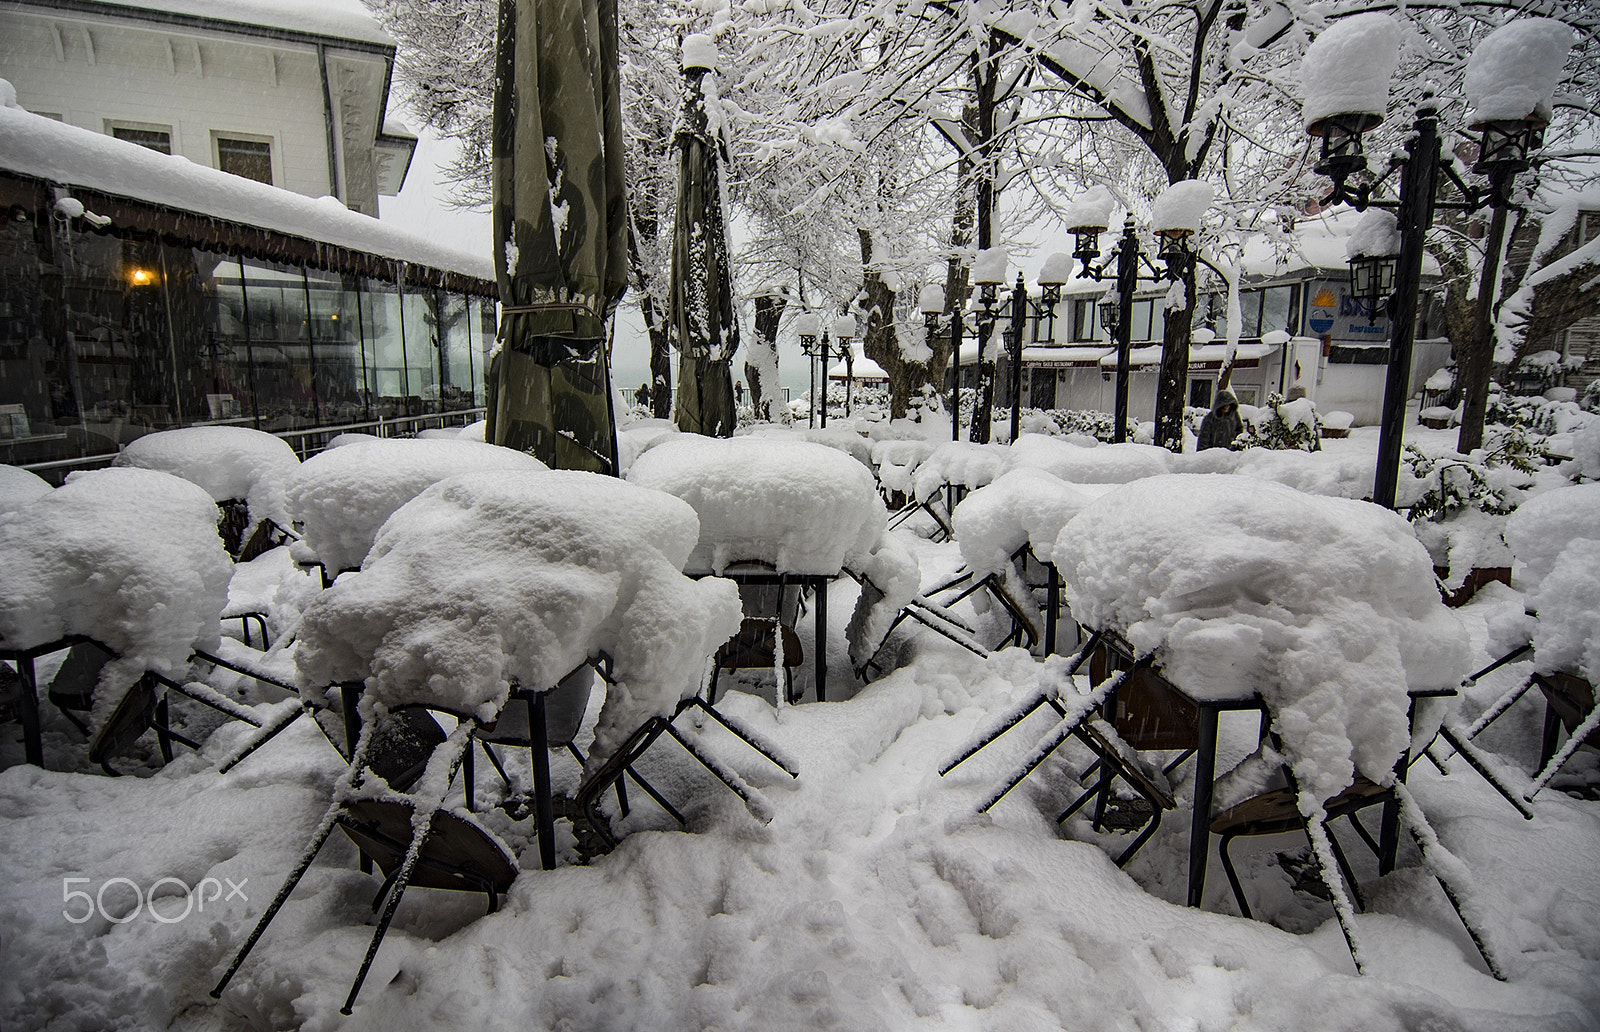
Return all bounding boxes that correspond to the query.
[1236,392,1322,452]
[1402,438,1535,587]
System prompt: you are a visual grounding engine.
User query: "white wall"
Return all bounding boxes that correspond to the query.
[1,9,334,200]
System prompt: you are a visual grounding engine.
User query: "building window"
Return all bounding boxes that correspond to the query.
[1189,378,1213,409]
[108,123,172,154]
[216,136,273,185]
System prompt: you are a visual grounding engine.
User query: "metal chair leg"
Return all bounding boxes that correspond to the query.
[1218,832,1252,919]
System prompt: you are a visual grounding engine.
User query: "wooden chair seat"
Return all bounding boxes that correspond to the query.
[337,799,518,897]
[1210,776,1389,839]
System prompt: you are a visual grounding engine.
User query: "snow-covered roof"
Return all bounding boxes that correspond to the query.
[0,97,494,282]
[58,0,395,48]
[1100,345,1165,368]
[828,354,889,380]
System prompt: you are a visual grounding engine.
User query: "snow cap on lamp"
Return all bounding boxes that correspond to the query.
[1301,13,1400,133]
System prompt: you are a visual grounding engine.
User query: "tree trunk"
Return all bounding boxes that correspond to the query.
[857,228,928,419]
[969,41,998,443]
[1456,206,1509,455]
[749,291,786,422]
[1155,269,1196,451]
[626,217,673,419]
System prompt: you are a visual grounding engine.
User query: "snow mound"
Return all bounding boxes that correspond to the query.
[744,425,875,469]
[287,438,547,572]
[1301,13,1400,129]
[1055,474,1469,807]
[0,467,232,713]
[629,436,884,575]
[1006,433,1173,484]
[1523,538,1600,683]
[0,464,52,514]
[1347,209,1400,259]
[872,438,938,497]
[1064,185,1117,231]
[1464,18,1576,124]
[912,441,1009,500]
[953,468,1110,575]
[113,426,299,532]
[295,469,743,759]
[1504,483,1600,592]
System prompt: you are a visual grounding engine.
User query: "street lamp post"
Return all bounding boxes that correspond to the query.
[1300,14,1564,507]
[795,312,819,428]
[1069,214,1170,443]
[1007,272,1027,443]
[970,248,1008,443]
[918,284,953,438]
[832,314,857,419]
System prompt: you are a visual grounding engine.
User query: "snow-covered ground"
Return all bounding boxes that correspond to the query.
[2,421,1598,1032]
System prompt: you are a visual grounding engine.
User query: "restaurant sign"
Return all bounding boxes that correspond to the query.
[1304,282,1390,345]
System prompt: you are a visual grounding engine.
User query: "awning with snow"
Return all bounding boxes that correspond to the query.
[487,0,628,474]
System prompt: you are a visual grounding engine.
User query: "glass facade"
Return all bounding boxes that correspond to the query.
[0,211,493,471]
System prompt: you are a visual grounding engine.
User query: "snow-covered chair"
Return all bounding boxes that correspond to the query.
[214,468,761,1010]
[0,467,241,770]
[1453,484,1600,800]
[627,435,920,702]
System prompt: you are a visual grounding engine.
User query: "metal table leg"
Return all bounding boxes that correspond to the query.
[17,654,43,768]
[814,576,827,703]
[1186,706,1220,908]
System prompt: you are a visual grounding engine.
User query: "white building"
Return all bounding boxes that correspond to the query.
[0,0,415,217]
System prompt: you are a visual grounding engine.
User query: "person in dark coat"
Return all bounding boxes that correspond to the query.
[1197,389,1242,451]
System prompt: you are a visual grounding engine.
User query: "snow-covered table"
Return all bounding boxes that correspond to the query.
[1053,474,1470,906]
[626,435,918,701]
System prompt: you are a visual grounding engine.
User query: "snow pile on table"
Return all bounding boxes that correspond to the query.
[911,441,1009,500]
[287,438,547,572]
[295,470,743,759]
[745,425,876,469]
[1464,18,1576,124]
[0,463,51,514]
[1174,446,1373,498]
[1300,13,1400,129]
[953,468,1109,575]
[1504,482,1600,590]
[0,467,231,719]
[629,435,917,667]
[1006,433,1172,484]
[617,419,679,473]
[113,425,299,532]
[1055,474,1469,808]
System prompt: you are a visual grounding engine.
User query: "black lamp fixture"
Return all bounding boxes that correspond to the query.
[1097,289,1121,336]
[1308,111,1384,204]
[1472,114,1545,205]
[1349,251,1398,322]
[1154,229,1194,279]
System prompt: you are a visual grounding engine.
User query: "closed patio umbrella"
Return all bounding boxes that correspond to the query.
[488,0,628,474]
[670,36,738,438]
